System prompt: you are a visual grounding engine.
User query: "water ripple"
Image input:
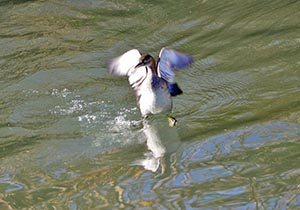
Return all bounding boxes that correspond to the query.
[179,68,252,123]
[1,0,300,209]
[0,173,25,193]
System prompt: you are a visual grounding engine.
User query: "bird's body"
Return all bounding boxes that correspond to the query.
[108,48,193,121]
[138,69,172,116]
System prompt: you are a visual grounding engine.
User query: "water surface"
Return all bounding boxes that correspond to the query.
[1,0,300,209]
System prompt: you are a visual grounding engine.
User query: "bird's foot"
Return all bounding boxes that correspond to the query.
[168,116,177,127]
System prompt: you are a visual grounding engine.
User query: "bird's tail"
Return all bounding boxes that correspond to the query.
[168,83,183,96]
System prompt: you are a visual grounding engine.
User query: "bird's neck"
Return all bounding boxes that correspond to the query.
[149,58,158,75]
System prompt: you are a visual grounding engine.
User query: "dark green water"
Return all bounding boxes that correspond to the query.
[1,0,300,209]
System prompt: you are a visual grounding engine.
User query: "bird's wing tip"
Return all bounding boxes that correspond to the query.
[106,49,142,76]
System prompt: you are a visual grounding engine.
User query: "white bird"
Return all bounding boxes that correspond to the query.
[108,47,193,125]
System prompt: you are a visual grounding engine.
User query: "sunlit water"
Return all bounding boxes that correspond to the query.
[1,0,300,209]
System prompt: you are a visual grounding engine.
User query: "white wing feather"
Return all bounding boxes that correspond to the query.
[108,49,142,76]
[108,49,147,97]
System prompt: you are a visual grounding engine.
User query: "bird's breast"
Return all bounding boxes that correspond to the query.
[138,75,172,116]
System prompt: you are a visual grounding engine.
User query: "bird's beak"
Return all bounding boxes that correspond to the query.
[135,62,143,69]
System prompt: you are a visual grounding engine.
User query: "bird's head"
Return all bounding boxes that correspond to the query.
[135,54,155,69]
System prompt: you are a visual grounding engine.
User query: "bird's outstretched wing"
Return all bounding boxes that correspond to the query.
[108,49,142,76]
[157,48,194,83]
[107,49,147,97]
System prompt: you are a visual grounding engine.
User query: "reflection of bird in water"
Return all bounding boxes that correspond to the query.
[132,117,181,173]
[108,48,193,125]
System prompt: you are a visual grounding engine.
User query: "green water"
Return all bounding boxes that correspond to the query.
[1,0,300,209]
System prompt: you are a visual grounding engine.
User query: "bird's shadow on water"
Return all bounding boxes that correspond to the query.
[131,116,182,175]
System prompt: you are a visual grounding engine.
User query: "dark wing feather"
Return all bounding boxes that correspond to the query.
[157,47,194,83]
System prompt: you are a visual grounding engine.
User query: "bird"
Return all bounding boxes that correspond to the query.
[108,47,193,126]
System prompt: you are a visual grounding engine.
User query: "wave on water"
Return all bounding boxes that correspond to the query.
[48,88,144,149]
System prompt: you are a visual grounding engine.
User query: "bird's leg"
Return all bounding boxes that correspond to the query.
[167,115,177,127]
[130,115,149,129]
[130,119,143,129]
[143,115,149,120]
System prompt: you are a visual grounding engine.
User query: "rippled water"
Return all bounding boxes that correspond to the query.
[1,0,300,209]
